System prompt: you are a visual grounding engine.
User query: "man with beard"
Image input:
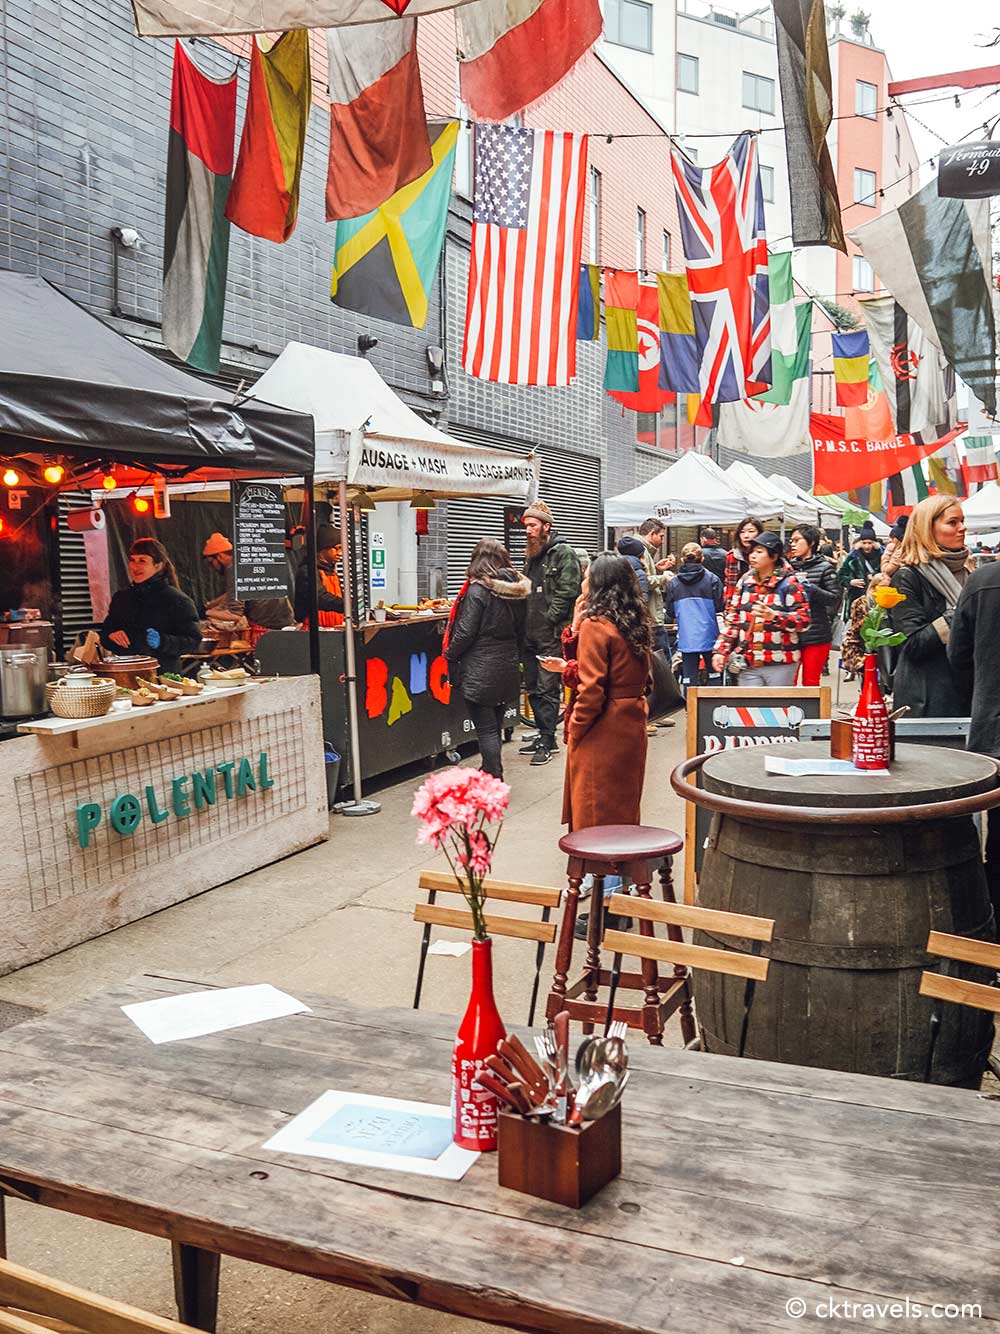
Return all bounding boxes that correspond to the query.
[519,500,582,765]
[293,525,345,627]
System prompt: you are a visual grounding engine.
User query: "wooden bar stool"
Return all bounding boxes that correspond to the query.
[919,930,1000,1083]
[545,824,691,1045]
[0,1255,200,1333]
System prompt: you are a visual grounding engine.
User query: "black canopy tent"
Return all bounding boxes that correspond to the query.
[0,270,322,672]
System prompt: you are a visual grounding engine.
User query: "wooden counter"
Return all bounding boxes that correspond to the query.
[0,676,327,976]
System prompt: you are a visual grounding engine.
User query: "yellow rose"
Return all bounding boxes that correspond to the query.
[872,585,906,609]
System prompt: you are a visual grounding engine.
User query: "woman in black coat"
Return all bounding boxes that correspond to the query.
[888,496,971,717]
[444,538,529,780]
[788,524,842,686]
[100,538,202,675]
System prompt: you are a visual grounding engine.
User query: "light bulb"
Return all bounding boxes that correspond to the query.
[132,496,150,514]
[43,463,65,485]
[2,469,19,487]
[102,473,117,490]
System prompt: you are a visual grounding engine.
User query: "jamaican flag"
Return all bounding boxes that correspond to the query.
[330,120,458,330]
[162,40,236,374]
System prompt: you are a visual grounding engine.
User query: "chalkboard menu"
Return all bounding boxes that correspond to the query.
[231,481,290,600]
[683,686,830,902]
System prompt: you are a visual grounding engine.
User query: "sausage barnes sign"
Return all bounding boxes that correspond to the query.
[938,142,1000,199]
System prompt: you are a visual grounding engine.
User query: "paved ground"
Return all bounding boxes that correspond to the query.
[0,706,700,1332]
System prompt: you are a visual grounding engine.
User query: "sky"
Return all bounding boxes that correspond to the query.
[845,0,1000,165]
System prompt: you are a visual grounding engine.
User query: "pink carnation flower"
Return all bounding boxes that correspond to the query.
[411,767,509,843]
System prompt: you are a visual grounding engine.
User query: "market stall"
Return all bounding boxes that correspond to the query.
[244,342,539,796]
[0,271,328,967]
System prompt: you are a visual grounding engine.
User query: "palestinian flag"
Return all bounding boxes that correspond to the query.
[331,120,457,329]
[887,464,928,520]
[162,41,236,373]
[226,33,311,243]
[603,269,639,394]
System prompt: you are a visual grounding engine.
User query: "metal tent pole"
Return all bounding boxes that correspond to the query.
[304,474,320,678]
[337,477,380,817]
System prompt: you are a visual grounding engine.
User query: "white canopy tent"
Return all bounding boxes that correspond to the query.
[725,460,814,525]
[247,342,538,499]
[961,482,1000,533]
[766,474,842,527]
[604,451,765,528]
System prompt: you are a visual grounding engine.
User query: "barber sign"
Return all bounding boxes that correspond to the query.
[938,141,1000,199]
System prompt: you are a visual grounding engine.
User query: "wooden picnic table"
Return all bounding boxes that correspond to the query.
[0,973,997,1333]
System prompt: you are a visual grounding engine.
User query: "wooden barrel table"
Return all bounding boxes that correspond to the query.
[671,741,1000,1086]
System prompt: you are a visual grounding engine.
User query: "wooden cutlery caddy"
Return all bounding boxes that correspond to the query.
[497,1101,621,1208]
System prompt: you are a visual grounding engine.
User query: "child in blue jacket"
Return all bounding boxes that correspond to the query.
[665,542,723,690]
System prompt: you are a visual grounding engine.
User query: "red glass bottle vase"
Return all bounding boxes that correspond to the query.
[852,653,890,770]
[451,937,506,1151]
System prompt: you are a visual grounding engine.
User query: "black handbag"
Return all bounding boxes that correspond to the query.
[647,648,684,720]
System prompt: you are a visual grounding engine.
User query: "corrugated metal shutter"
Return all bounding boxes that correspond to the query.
[57,492,95,647]
[443,424,602,594]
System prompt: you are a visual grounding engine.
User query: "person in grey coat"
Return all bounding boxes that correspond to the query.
[445,538,529,780]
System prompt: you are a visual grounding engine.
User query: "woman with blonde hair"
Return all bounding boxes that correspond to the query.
[887,495,971,717]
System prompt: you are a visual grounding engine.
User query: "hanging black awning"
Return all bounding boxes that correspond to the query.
[0,271,314,478]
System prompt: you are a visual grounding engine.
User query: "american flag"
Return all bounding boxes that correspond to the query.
[463,125,588,386]
[671,132,771,404]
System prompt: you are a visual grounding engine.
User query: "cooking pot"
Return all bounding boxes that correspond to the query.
[100,654,159,690]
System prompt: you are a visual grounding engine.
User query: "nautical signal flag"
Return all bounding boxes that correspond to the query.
[225,32,311,244]
[576,264,600,341]
[458,0,603,124]
[162,41,236,374]
[331,121,458,329]
[670,132,772,405]
[607,280,672,413]
[603,270,639,394]
[832,330,870,407]
[463,125,588,386]
[656,272,700,395]
[325,18,431,222]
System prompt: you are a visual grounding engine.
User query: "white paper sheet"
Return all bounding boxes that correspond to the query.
[764,755,883,777]
[427,940,472,958]
[263,1090,479,1181]
[122,984,311,1044]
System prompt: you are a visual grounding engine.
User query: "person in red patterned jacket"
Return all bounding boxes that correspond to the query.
[712,531,810,686]
[723,516,764,607]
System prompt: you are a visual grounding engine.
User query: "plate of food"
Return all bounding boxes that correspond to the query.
[203,667,252,688]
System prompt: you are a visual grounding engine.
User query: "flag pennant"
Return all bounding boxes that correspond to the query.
[670,133,772,405]
[162,40,236,374]
[964,436,999,485]
[325,18,431,222]
[887,464,928,520]
[331,120,458,329]
[226,32,311,243]
[607,279,672,413]
[928,440,967,498]
[860,296,956,438]
[756,252,801,405]
[458,0,603,123]
[603,270,639,394]
[849,179,996,417]
[576,264,600,341]
[132,0,476,38]
[656,272,700,395]
[772,0,846,252]
[811,413,964,495]
[717,302,811,458]
[463,125,588,387]
[844,356,894,442]
[832,329,870,407]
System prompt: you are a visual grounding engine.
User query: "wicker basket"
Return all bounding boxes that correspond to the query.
[46,680,117,719]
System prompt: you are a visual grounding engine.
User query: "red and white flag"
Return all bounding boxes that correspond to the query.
[463,125,588,387]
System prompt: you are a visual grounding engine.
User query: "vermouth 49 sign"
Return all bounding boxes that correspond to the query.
[938,141,1000,199]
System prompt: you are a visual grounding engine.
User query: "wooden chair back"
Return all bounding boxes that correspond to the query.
[603,896,775,1055]
[0,1257,199,1334]
[920,930,1000,1082]
[413,872,560,1024]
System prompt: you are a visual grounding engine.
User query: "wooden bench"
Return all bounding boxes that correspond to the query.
[604,896,774,1055]
[920,929,1000,1082]
[0,1256,199,1334]
[413,872,560,1024]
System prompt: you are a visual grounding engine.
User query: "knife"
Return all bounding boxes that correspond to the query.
[476,1070,530,1113]
[499,1036,549,1104]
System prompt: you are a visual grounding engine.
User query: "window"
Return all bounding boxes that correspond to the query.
[636,207,646,272]
[662,229,671,271]
[742,71,775,115]
[604,0,653,52]
[589,167,602,264]
[760,164,775,203]
[895,126,901,163]
[854,167,877,205]
[856,80,878,119]
[677,53,699,94]
[853,256,875,291]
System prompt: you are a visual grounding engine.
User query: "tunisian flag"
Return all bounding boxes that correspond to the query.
[811,413,964,495]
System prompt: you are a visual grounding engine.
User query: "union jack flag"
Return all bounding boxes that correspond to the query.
[671,132,771,405]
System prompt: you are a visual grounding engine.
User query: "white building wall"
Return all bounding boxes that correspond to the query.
[598,0,678,132]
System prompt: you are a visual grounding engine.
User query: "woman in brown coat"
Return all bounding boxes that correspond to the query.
[562,553,652,832]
